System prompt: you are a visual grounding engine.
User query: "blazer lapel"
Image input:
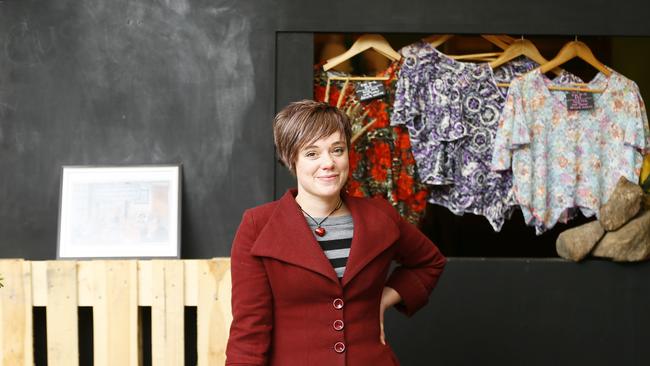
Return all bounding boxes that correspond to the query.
[341,195,400,287]
[250,190,339,284]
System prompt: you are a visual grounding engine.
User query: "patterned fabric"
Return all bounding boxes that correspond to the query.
[305,214,353,279]
[391,41,546,231]
[492,69,650,234]
[314,62,428,225]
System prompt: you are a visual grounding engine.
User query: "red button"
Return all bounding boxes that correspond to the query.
[333,298,344,309]
[334,342,346,353]
[333,320,344,331]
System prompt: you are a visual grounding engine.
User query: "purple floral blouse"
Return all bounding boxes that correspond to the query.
[390,41,577,231]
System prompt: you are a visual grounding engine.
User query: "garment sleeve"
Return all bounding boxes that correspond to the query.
[390,49,419,127]
[384,203,447,317]
[491,79,529,171]
[624,83,650,155]
[226,210,273,366]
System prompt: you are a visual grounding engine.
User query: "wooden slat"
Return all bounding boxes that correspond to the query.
[197,258,231,366]
[77,261,95,307]
[46,261,79,366]
[93,261,139,366]
[31,261,47,306]
[151,260,185,366]
[138,261,152,306]
[0,259,33,366]
[184,260,199,306]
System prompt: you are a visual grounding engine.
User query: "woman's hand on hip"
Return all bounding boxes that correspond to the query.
[379,286,402,345]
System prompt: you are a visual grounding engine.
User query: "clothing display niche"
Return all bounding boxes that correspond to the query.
[315,34,650,251]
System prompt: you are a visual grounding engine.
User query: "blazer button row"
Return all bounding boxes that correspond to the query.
[332,299,345,353]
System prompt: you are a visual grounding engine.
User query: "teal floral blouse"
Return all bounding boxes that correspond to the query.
[492,69,650,234]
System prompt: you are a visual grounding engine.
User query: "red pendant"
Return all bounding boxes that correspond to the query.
[314,227,326,237]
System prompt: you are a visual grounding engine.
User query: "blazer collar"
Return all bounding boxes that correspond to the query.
[250,189,399,287]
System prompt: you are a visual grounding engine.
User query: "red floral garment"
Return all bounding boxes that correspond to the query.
[314,61,428,225]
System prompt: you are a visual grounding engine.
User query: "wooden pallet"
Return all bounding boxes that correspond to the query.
[0,259,231,366]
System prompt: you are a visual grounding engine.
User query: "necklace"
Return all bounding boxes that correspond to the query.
[298,199,343,237]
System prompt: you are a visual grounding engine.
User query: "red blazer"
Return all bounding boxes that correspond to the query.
[226,189,446,366]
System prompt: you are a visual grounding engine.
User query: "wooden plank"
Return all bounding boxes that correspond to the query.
[197,258,231,366]
[151,260,185,366]
[77,261,95,307]
[93,260,139,366]
[0,259,33,366]
[31,261,47,306]
[21,261,33,366]
[184,260,199,306]
[46,261,79,366]
[138,261,152,306]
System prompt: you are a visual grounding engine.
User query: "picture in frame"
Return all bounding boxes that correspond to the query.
[57,165,181,259]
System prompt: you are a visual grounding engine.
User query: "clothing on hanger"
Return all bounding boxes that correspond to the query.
[491,69,650,234]
[391,41,526,231]
[314,61,429,225]
[391,40,583,231]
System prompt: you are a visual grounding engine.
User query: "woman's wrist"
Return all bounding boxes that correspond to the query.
[381,286,402,308]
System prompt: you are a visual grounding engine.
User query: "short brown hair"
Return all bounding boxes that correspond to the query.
[273,100,351,174]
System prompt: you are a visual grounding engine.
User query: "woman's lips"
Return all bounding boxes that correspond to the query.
[317,174,339,181]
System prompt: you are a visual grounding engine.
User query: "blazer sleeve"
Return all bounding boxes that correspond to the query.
[384,203,447,317]
[226,210,273,366]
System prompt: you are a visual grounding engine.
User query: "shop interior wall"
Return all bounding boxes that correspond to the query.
[2,0,650,364]
[274,2,650,365]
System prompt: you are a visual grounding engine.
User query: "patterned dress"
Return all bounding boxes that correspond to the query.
[492,69,650,234]
[314,62,428,225]
[390,41,580,231]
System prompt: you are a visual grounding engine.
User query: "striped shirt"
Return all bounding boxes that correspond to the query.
[305,215,353,279]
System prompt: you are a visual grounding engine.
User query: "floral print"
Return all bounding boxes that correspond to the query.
[390,41,548,231]
[492,69,650,234]
[314,62,428,225]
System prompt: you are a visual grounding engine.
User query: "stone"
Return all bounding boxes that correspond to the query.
[643,194,650,210]
[556,220,605,262]
[599,176,644,231]
[592,209,650,262]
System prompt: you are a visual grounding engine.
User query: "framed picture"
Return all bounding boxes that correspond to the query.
[57,165,181,259]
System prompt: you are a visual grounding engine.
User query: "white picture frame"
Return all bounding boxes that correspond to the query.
[57,165,181,259]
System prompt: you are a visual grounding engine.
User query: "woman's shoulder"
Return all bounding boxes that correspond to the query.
[243,199,280,221]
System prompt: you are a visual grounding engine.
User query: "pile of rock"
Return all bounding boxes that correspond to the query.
[556,177,650,262]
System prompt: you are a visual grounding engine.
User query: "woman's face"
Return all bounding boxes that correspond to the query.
[294,132,349,201]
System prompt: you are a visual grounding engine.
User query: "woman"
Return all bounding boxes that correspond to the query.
[226,100,446,365]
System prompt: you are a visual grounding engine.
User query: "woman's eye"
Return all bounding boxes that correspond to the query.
[305,151,317,158]
[332,147,345,155]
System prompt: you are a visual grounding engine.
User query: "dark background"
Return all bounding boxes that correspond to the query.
[2,0,650,364]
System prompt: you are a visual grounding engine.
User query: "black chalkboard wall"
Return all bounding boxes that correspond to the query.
[2,0,650,365]
[0,0,274,259]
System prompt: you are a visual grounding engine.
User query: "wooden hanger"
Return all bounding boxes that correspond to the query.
[424,34,454,48]
[534,39,611,93]
[323,34,401,71]
[424,34,513,51]
[538,39,612,77]
[480,35,513,50]
[490,38,563,76]
[423,34,515,61]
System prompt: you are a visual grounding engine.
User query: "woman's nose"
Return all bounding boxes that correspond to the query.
[321,155,335,169]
